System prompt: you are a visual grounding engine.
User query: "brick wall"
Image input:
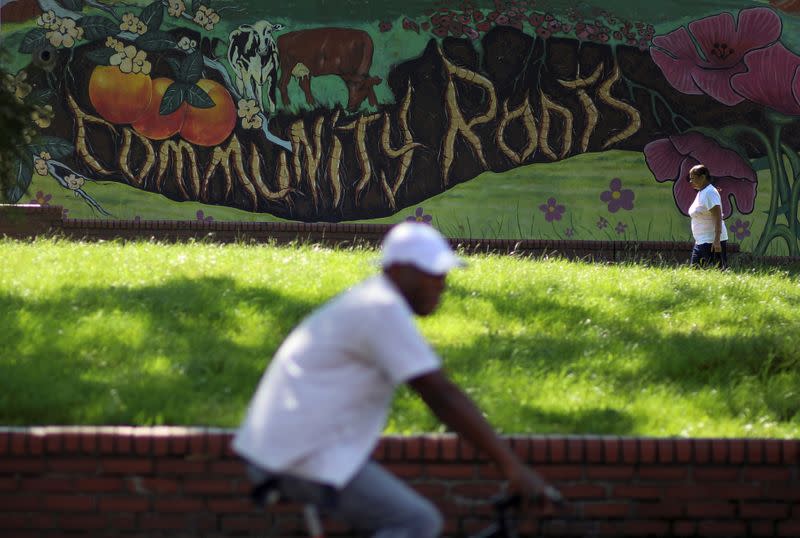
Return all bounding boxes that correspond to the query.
[1,428,797,537]
[0,204,738,262]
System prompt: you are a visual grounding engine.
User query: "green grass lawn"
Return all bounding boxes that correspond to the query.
[1,238,798,437]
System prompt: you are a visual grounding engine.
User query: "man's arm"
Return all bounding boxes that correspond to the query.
[408,369,557,503]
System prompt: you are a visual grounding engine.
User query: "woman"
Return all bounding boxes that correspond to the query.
[687,164,728,269]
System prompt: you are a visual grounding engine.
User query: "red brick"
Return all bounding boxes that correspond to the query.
[371,438,386,459]
[656,439,674,463]
[765,440,782,464]
[687,501,736,518]
[98,497,149,512]
[637,501,685,518]
[762,484,800,501]
[0,432,8,455]
[674,439,692,463]
[740,502,789,519]
[778,521,800,536]
[729,439,746,464]
[21,478,73,492]
[509,436,529,462]
[744,467,791,481]
[638,466,687,481]
[115,431,133,454]
[782,440,798,464]
[79,430,97,453]
[210,460,246,475]
[184,479,235,494]
[75,478,124,492]
[59,515,106,530]
[152,436,170,457]
[697,521,746,536]
[693,467,740,481]
[450,482,499,500]
[44,495,95,512]
[153,498,205,512]
[560,484,606,499]
[0,478,16,491]
[44,433,62,453]
[0,459,44,473]
[102,458,153,474]
[711,439,729,463]
[28,435,43,455]
[613,485,663,500]
[622,520,670,536]
[585,438,603,463]
[129,477,180,494]
[383,436,404,461]
[48,459,98,473]
[531,438,547,463]
[0,495,43,511]
[477,462,503,479]
[156,460,206,474]
[133,434,151,455]
[405,437,422,459]
[539,464,582,480]
[583,502,629,518]
[640,439,657,464]
[207,432,229,456]
[139,514,186,530]
[672,520,696,536]
[749,521,775,537]
[98,432,116,454]
[385,463,423,478]
[548,437,566,463]
[567,438,583,462]
[426,463,474,479]
[207,498,257,514]
[221,515,271,532]
[423,435,440,459]
[603,438,620,463]
[586,465,635,480]
[622,439,638,463]
[747,439,764,463]
[694,439,711,463]
[170,434,189,455]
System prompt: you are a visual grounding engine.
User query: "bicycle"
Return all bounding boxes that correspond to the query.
[252,480,565,538]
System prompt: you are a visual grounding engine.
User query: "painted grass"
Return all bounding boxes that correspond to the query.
[1,238,798,437]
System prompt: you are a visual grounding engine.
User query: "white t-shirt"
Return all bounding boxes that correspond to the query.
[688,184,728,244]
[232,274,441,488]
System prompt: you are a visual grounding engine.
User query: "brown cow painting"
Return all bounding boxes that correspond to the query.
[277,27,382,111]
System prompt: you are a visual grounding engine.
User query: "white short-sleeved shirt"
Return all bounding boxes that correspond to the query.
[688,184,728,244]
[232,274,441,488]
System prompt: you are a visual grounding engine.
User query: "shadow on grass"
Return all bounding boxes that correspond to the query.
[0,275,317,426]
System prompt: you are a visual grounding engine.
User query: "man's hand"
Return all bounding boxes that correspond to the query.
[504,461,563,512]
[712,239,722,252]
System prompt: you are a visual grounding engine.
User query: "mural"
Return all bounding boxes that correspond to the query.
[2,0,800,254]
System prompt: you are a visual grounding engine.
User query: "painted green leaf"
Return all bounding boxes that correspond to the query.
[136,31,177,52]
[29,137,75,160]
[80,16,121,41]
[85,47,115,65]
[178,51,204,84]
[160,83,188,115]
[57,0,84,11]
[6,156,34,204]
[166,57,181,78]
[139,1,164,32]
[19,28,48,54]
[185,84,214,108]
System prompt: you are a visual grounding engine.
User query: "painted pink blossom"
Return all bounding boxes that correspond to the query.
[600,178,635,212]
[539,197,565,222]
[643,131,757,218]
[729,218,751,240]
[730,43,800,116]
[649,7,781,105]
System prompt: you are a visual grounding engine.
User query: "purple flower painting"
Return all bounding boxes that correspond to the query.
[539,198,565,222]
[600,178,635,212]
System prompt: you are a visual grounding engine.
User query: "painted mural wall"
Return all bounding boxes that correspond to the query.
[2,0,800,254]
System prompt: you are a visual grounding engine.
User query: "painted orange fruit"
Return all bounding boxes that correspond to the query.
[179,78,237,147]
[132,78,188,140]
[88,65,152,124]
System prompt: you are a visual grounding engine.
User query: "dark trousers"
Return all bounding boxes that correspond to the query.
[690,241,728,269]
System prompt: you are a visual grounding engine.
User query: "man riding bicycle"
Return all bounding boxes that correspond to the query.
[232,222,560,537]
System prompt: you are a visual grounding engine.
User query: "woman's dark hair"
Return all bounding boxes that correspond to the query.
[687,164,710,182]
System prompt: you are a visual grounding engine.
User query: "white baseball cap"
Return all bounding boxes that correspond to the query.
[380,222,465,275]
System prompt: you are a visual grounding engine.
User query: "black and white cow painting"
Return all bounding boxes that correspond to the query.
[227,20,285,113]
